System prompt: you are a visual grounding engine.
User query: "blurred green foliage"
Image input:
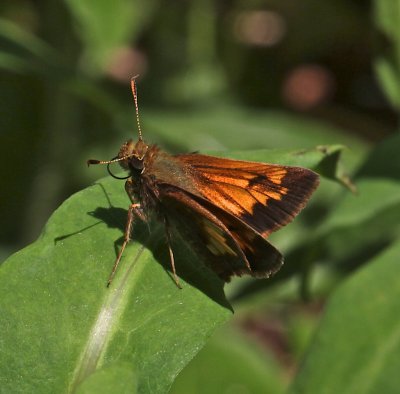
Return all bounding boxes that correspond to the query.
[1,0,400,393]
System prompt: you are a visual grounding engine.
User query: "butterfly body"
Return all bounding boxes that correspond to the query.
[87,78,319,287]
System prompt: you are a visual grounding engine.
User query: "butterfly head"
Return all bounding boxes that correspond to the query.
[117,138,149,171]
[86,138,149,179]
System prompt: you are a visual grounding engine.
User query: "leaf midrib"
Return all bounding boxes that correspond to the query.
[68,244,147,393]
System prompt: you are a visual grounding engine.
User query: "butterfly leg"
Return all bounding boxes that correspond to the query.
[107,202,142,287]
[163,216,182,289]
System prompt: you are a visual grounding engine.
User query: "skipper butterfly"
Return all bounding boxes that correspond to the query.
[88,77,319,287]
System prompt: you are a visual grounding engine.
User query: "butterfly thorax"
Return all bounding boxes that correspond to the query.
[117,140,162,217]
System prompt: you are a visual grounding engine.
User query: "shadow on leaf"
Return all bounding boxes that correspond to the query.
[89,205,232,311]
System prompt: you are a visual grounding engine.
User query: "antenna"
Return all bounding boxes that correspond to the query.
[87,156,131,166]
[130,75,143,141]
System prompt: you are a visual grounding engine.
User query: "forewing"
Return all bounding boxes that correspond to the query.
[159,186,283,281]
[176,154,319,237]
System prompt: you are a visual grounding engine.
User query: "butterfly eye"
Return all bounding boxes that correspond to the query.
[130,156,144,170]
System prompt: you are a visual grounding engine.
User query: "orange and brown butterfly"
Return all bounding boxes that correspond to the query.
[88,76,319,288]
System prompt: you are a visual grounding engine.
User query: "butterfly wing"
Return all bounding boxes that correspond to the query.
[159,186,283,281]
[175,154,319,237]
[144,151,318,281]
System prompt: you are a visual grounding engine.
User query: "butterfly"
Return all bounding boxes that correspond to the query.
[88,76,320,288]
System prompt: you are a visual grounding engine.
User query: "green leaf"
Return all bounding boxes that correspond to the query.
[356,133,400,180]
[289,241,400,394]
[170,328,286,394]
[0,176,231,394]
[145,109,367,171]
[0,146,342,393]
[0,18,67,76]
[63,0,158,73]
[310,133,400,269]
[373,0,400,110]
[75,363,137,394]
